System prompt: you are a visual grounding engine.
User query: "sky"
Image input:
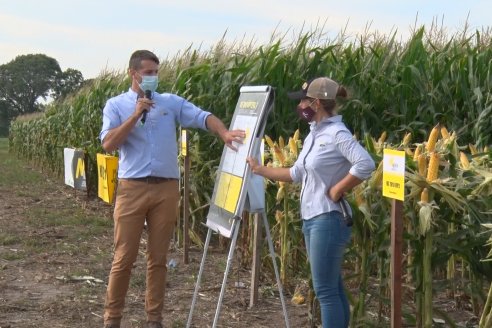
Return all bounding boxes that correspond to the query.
[1,0,491,79]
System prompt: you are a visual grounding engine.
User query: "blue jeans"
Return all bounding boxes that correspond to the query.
[302,212,352,328]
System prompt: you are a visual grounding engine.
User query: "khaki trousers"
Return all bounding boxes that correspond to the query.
[103,179,179,325]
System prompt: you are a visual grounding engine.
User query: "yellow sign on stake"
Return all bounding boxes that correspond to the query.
[97,153,118,204]
[382,149,406,201]
[181,129,187,157]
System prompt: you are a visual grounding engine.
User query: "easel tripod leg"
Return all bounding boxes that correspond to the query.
[212,218,241,328]
[262,211,290,328]
[186,228,212,328]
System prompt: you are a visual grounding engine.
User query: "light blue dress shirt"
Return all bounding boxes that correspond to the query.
[289,115,375,220]
[100,88,211,179]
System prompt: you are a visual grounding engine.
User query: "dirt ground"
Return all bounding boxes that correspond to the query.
[0,155,308,328]
[0,144,481,328]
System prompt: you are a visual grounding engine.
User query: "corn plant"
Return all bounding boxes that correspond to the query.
[7,23,492,327]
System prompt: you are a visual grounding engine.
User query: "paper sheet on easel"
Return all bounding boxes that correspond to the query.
[244,172,265,212]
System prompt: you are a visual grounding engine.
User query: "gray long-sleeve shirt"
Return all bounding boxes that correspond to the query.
[290,115,375,220]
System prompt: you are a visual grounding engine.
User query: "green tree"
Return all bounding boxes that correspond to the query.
[0,54,62,115]
[53,68,84,99]
[0,100,10,136]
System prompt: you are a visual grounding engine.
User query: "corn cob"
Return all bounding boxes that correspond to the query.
[276,186,285,202]
[418,154,427,177]
[469,143,478,155]
[426,152,440,182]
[293,129,300,142]
[413,144,423,161]
[273,145,285,165]
[279,136,285,149]
[378,131,387,144]
[402,132,412,147]
[460,151,470,169]
[421,187,429,203]
[288,137,297,157]
[370,161,384,189]
[440,126,450,139]
[364,134,377,154]
[355,186,365,206]
[275,210,284,223]
[264,135,275,149]
[426,123,440,153]
[291,291,305,305]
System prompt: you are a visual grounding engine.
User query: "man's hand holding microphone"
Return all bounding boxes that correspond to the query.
[137,89,153,125]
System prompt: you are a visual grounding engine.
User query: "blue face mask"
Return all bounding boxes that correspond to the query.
[138,75,159,93]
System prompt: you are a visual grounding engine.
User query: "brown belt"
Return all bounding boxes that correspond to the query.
[122,176,177,184]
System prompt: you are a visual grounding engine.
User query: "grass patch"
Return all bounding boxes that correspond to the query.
[0,138,44,187]
[2,251,25,261]
[0,233,21,246]
[130,271,146,289]
[171,320,186,328]
[26,207,112,232]
[24,238,49,249]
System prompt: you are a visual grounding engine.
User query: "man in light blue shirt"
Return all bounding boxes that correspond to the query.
[100,50,244,328]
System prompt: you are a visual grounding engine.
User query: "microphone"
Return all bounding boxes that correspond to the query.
[141,89,152,124]
[339,197,353,227]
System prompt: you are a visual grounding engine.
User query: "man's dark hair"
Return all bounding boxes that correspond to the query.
[129,50,159,70]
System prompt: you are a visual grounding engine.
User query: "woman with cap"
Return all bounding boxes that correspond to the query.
[246,77,375,328]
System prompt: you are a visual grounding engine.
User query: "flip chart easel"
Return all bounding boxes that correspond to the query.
[187,85,290,328]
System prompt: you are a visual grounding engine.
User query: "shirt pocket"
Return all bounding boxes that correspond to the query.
[310,137,337,169]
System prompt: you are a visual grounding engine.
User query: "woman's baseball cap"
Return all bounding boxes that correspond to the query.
[287,77,339,100]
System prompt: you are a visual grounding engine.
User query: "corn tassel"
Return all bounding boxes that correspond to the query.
[426,152,440,182]
[418,154,427,178]
[426,124,440,152]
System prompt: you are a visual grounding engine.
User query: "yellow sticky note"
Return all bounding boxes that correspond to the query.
[214,172,243,213]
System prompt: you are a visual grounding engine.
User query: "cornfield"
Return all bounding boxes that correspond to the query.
[8,24,492,327]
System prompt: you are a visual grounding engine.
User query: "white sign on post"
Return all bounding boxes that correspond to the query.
[63,148,86,190]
